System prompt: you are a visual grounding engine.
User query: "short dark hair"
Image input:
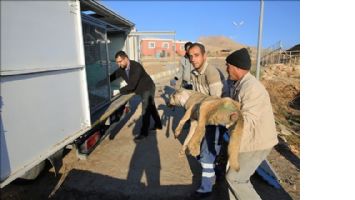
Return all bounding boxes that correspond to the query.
[188,43,206,55]
[115,50,129,59]
[184,42,193,51]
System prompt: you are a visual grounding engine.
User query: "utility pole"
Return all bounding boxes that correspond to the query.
[256,0,264,80]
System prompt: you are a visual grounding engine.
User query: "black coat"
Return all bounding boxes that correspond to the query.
[110,60,155,96]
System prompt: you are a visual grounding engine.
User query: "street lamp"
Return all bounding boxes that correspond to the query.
[256,0,264,80]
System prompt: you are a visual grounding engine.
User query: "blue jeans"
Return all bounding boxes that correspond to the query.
[197,125,222,193]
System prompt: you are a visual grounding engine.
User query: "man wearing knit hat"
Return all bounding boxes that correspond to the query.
[225,48,278,200]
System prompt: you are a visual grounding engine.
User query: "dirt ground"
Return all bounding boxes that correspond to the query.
[0,58,300,200]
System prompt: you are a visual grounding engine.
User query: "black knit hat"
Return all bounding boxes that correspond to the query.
[226,48,251,70]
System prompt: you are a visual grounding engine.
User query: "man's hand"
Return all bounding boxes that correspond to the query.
[112,89,120,96]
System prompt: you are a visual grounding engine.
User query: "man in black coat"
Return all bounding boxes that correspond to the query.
[111,51,162,141]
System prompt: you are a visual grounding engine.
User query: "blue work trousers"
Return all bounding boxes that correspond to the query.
[197,125,222,193]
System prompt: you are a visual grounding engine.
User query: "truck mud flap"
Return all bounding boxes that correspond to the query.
[48,149,64,177]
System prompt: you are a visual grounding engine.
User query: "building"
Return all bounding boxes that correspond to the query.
[140,38,189,58]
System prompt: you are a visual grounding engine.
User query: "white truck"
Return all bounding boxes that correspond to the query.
[0,0,138,187]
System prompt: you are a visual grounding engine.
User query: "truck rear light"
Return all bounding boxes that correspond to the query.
[124,106,130,114]
[79,131,101,154]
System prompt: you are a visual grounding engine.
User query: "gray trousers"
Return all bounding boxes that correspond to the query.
[226,148,272,200]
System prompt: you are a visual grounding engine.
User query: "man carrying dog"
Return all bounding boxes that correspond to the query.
[187,43,225,198]
[225,48,278,200]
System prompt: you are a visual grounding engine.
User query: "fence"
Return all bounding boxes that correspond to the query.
[261,41,300,66]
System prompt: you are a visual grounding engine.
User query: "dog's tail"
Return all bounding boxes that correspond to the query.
[228,113,244,171]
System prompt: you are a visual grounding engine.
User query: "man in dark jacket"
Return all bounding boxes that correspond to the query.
[111,51,162,141]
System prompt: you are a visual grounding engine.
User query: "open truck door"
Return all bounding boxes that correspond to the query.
[1,0,137,187]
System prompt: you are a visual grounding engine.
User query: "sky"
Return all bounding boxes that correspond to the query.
[101,1,299,49]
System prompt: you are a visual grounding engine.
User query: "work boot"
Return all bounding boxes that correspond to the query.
[134,134,147,142]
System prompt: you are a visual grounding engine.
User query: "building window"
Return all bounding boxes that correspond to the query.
[180,45,185,51]
[148,42,155,49]
[162,42,169,49]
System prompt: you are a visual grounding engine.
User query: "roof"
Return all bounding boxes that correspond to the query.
[140,38,188,44]
[287,44,300,52]
[141,38,174,41]
[80,0,134,32]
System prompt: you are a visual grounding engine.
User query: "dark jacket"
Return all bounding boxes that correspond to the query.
[110,60,155,96]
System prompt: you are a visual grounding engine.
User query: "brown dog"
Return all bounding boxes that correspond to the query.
[169,89,244,171]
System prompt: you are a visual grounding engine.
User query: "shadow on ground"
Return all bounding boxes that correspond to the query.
[107,95,141,140]
[0,86,297,200]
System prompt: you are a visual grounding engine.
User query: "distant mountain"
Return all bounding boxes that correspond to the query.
[197,35,256,58]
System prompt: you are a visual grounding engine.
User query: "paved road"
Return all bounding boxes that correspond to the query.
[1,83,298,200]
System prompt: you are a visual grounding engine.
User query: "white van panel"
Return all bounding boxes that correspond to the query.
[0,68,91,183]
[0,1,84,75]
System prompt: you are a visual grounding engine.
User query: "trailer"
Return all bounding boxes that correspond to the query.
[0,0,138,188]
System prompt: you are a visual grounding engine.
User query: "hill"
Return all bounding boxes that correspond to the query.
[198,35,256,58]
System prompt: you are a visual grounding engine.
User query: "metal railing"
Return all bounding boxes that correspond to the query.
[260,41,300,66]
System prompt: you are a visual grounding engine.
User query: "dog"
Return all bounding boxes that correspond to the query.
[169,88,244,171]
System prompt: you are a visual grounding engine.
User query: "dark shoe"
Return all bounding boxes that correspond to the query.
[190,191,212,199]
[134,134,147,142]
[109,133,115,140]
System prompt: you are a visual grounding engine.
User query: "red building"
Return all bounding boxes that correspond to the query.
[140,38,188,58]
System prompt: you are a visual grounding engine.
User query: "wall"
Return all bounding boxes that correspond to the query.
[140,40,187,57]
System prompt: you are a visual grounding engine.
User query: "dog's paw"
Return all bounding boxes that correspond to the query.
[187,143,200,157]
[229,161,240,171]
[174,126,183,138]
[178,148,186,157]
